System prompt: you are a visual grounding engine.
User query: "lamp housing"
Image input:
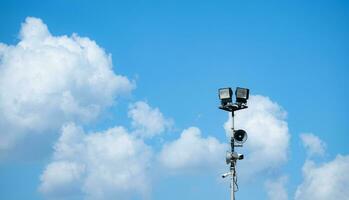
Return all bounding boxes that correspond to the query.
[219,87,233,106]
[235,87,249,104]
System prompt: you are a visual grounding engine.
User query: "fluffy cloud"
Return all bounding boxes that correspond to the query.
[0,17,134,152]
[158,127,226,171]
[300,133,326,157]
[39,123,152,199]
[295,155,349,200]
[224,95,290,178]
[265,176,288,200]
[39,161,85,198]
[128,101,173,138]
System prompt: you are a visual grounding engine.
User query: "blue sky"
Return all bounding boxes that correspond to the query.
[0,0,348,200]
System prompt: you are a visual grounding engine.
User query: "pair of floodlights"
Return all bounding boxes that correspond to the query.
[219,87,249,107]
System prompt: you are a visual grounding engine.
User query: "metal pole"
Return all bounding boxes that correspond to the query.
[230,112,235,200]
[231,162,235,200]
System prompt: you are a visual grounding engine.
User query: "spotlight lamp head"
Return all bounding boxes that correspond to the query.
[234,129,248,144]
[235,87,250,104]
[218,87,233,105]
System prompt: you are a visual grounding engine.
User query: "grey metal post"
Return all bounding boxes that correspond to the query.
[230,112,235,200]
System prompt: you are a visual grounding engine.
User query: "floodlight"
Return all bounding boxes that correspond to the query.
[234,129,247,144]
[218,87,233,106]
[235,87,249,104]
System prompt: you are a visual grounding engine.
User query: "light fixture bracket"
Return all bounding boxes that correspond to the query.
[218,103,248,112]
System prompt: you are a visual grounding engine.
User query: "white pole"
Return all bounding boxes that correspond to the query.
[230,112,235,200]
[231,164,235,200]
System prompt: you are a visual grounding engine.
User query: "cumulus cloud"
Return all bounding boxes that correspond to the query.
[224,95,290,178]
[158,127,226,171]
[295,155,349,200]
[300,133,326,157]
[39,161,85,198]
[0,17,134,152]
[128,101,173,138]
[39,123,152,199]
[265,176,288,200]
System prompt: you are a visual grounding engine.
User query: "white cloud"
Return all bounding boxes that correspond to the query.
[265,176,288,200]
[128,101,172,138]
[295,155,349,200]
[39,161,85,198]
[0,17,134,152]
[300,133,326,157]
[224,95,290,178]
[158,127,226,171]
[39,123,152,199]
